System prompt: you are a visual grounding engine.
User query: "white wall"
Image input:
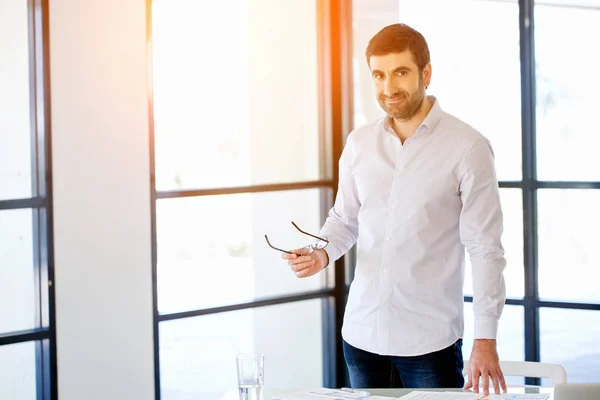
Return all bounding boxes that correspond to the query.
[50,0,155,399]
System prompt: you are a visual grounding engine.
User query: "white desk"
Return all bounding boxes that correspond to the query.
[207,387,554,400]
[367,387,554,399]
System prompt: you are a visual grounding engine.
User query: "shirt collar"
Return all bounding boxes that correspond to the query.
[420,95,442,131]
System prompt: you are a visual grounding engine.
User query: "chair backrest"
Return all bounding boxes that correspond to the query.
[463,360,568,387]
[500,361,567,386]
[554,383,600,400]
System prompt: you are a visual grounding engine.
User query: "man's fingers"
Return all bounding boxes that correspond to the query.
[295,264,319,278]
[282,248,322,278]
[281,248,310,259]
[490,371,501,395]
[288,255,314,267]
[472,370,481,393]
[463,376,473,390]
[290,259,316,272]
[498,368,507,393]
[281,252,297,260]
[481,370,490,395]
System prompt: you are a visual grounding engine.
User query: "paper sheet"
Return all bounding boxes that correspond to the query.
[444,392,550,400]
[273,388,396,400]
[401,392,483,399]
[493,394,550,400]
[308,389,368,399]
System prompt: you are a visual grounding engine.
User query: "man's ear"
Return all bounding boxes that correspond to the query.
[423,63,432,87]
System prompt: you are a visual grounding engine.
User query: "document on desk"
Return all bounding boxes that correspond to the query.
[272,388,396,400]
[485,394,550,400]
[442,393,550,400]
[401,392,483,399]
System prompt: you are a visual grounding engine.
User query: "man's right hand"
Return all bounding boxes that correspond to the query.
[282,248,329,278]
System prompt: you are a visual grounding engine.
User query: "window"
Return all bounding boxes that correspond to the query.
[540,308,600,384]
[532,1,600,382]
[151,0,600,392]
[0,0,33,201]
[0,0,56,398]
[353,0,522,181]
[156,190,333,314]
[159,300,324,396]
[351,0,600,385]
[150,0,346,397]
[0,342,38,399]
[535,2,600,182]
[537,190,600,304]
[152,0,323,192]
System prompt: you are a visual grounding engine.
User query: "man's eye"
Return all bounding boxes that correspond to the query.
[374,74,383,79]
[397,71,406,76]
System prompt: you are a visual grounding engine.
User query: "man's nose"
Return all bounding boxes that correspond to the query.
[383,79,396,97]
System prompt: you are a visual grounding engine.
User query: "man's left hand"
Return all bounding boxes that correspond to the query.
[464,339,507,395]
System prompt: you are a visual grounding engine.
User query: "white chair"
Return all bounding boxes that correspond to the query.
[463,360,568,387]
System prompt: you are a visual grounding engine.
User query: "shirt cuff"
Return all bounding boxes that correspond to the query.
[474,317,498,339]
[323,245,342,267]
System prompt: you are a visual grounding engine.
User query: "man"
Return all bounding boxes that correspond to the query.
[282,23,507,395]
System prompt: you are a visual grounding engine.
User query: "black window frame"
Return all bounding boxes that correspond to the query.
[514,0,600,385]
[0,0,56,398]
[147,0,353,396]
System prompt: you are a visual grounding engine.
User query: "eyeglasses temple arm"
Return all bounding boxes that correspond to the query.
[264,235,297,255]
[291,221,329,244]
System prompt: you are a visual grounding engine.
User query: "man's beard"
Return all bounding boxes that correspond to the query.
[378,77,426,121]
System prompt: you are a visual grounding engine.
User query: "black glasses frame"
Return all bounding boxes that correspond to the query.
[264,221,329,255]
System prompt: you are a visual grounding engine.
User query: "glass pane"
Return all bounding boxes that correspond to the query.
[157,189,332,314]
[464,189,523,298]
[538,190,600,303]
[535,3,600,181]
[0,209,36,334]
[159,299,324,398]
[540,308,600,384]
[352,0,521,180]
[0,0,33,200]
[152,0,321,191]
[0,341,37,400]
[463,303,524,386]
[352,1,402,129]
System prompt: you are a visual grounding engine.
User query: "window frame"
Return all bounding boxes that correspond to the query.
[147,0,354,395]
[148,0,600,393]
[0,0,56,398]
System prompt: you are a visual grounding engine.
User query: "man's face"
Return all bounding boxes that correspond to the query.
[369,50,431,121]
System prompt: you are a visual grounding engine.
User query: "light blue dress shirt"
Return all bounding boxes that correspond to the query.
[321,96,507,356]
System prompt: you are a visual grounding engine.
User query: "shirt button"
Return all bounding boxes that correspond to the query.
[390,203,394,208]
[385,237,390,241]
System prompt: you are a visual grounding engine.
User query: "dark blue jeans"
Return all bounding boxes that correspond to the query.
[343,339,465,389]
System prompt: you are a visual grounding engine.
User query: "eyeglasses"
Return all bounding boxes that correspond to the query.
[264,221,329,255]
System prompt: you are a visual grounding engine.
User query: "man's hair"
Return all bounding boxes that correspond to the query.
[365,23,430,71]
